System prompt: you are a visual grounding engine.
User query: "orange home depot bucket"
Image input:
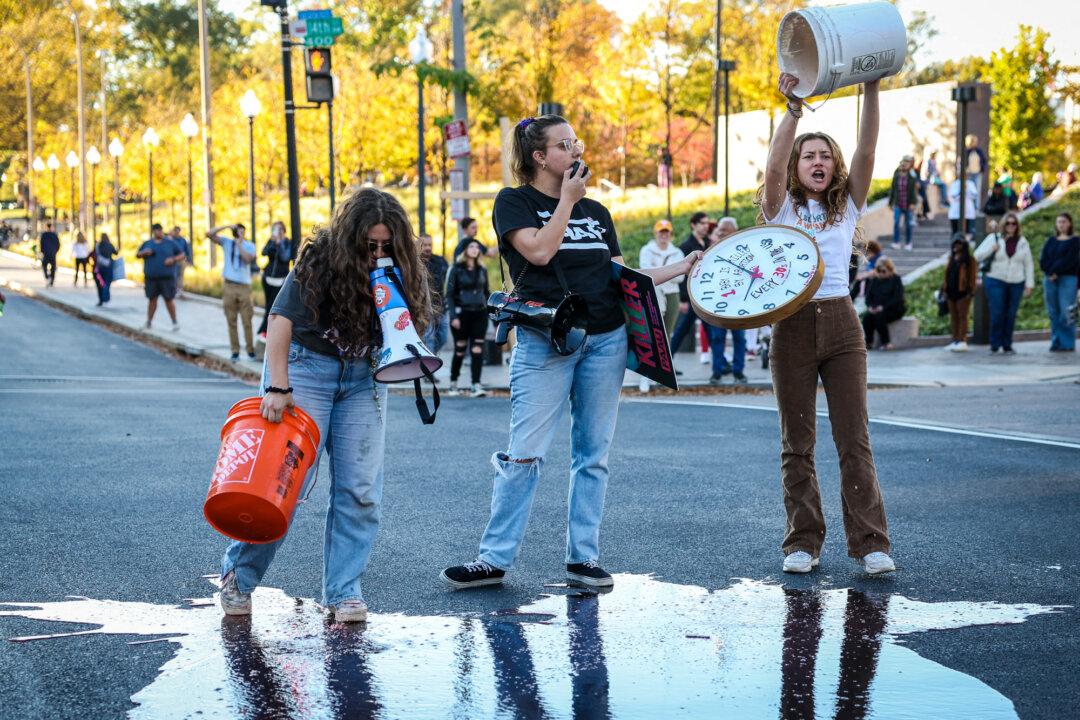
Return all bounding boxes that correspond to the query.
[203,397,321,544]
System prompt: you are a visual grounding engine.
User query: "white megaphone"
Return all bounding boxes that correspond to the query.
[370,258,443,423]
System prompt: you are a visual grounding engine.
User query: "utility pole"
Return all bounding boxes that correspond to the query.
[72,8,87,234]
[451,0,470,220]
[100,53,107,228]
[277,4,303,251]
[711,0,721,184]
[24,59,36,238]
[198,0,217,267]
[328,99,335,211]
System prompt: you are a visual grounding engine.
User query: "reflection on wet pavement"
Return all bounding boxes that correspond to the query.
[0,575,1066,719]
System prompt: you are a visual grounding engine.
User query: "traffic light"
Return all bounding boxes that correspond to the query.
[304,47,334,104]
[259,0,287,8]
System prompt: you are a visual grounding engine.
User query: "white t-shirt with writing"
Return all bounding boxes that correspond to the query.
[765,193,864,300]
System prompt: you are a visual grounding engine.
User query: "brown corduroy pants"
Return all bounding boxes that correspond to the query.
[947,297,972,342]
[769,297,891,559]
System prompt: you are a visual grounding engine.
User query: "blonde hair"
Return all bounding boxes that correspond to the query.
[876,257,896,275]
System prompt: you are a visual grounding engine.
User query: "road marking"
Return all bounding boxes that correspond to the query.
[0,375,235,383]
[627,398,1080,450]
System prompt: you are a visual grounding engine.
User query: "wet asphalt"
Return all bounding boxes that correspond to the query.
[0,292,1077,719]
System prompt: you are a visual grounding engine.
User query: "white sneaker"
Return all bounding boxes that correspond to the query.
[699,351,710,364]
[447,381,460,397]
[471,383,487,398]
[952,341,968,352]
[945,341,957,350]
[330,599,368,623]
[171,322,180,332]
[862,551,896,575]
[782,551,819,574]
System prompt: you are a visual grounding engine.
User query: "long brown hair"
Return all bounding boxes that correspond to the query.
[755,132,851,230]
[1000,211,1021,241]
[293,188,430,352]
[510,114,568,185]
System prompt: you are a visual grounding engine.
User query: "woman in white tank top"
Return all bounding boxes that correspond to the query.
[759,73,895,577]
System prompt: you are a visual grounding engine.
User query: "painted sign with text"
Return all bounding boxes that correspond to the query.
[611,262,678,390]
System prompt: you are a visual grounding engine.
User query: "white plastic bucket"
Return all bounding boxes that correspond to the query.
[777,1,907,99]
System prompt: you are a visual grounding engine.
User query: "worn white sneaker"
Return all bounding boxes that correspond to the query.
[638,378,650,393]
[219,571,252,616]
[471,383,487,398]
[944,341,957,350]
[699,351,710,364]
[862,551,896,575]
[446,381,460,397]
[171,322,180,332]
[782,551,819,574]
[952,341,968,352]
[330,599,369,623]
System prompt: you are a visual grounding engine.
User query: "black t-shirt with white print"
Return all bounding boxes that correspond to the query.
[492,184,624,333]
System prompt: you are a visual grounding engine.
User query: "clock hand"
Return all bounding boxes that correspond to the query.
[743,276,757,302]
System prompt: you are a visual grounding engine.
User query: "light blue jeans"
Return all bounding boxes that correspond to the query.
[221,341,387,607]
[1044,274,1078,351]
[892,206,913,246]
[424,309,450,355]
[479,326,628,570]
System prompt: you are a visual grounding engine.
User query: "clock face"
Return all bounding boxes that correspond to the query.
[687,225,823,329]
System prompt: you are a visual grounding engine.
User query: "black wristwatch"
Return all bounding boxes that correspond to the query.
[265,385,293,395]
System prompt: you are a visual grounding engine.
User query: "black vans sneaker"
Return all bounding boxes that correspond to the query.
[441,560,505,589]
[567,561,614,588]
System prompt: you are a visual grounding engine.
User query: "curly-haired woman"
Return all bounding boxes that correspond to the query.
[218,188,431,623]
[759,73,894,576]
[441,114,700,590]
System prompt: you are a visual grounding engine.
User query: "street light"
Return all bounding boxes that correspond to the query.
[86,145,100,241]
[180,113,199,255]
[66,150,79,234]
[47,153,60,223]
[239,89,262,245]
[108,137,123,245]
[409,27,432,235]
[142,127,159,234]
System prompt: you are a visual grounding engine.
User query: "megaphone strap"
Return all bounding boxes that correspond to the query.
[405,343,440,425]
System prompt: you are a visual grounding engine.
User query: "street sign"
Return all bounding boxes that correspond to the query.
[297,8,332,19]
[289,19,307,37]
[305,34,336,47]
[305,17,342,35]
[444,120,470,158]
[449,169,466,221]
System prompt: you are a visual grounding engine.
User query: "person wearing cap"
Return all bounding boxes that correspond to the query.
[889,155,919,251]
[637,218,686,392]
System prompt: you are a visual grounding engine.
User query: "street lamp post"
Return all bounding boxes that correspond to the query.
[719,59,736,217]
[108,137,123,245]
[409,27,432,236]
[180,113,199,256]
[47,154,60,223]
[32,156,45,226]
[239,90,262,246]
[142,127,159,234]
[86,145,100,241]
[66,151,79,235]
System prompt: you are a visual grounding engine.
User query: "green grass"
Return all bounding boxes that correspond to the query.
[904,189,1080,336]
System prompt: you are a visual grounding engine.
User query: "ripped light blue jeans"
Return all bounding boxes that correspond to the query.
[479,326,628,570]
[221,340,387,607]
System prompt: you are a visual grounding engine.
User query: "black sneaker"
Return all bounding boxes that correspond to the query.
[733,372,748,383]
[567,561,614,588]
[247,351,257,360]
[441,560,505,589]
[230,352,240,361]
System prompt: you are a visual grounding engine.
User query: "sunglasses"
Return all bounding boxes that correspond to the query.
[367,241,394,254]
[547,138,585,154]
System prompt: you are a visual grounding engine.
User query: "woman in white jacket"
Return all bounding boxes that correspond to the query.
[973,211,1035,353]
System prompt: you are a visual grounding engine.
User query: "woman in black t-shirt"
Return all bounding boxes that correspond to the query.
[218,188,431,624]
[445,239,491,397]
[441,114,700,591]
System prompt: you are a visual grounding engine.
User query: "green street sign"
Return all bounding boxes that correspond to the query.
[305,17,343,36]
[304,34,336,47]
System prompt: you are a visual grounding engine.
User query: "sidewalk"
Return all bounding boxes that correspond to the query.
[2,249,1077,391]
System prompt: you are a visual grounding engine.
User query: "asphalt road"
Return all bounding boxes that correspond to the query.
[0,292,1077,719]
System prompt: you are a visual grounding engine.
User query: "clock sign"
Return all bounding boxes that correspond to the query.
[687,225,824,330]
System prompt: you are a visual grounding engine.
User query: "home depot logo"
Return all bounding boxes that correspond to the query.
[211,428,265,486]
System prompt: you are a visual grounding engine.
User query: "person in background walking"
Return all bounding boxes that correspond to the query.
[207,223,257,361]
[257,221,294,340]
[889,155,919,251]
[168,226,192,298]
[39,221,60,286]
[941,234,978,352]
[637,218,686,393]
[926,150,948,210]
[419,234,450,359]
[965,134,987,197]
[445,239,490,397]
[137,223,184,331]
[914,156,930,220]
[669,211,712,363]
[453,216,498,261]
[975,212,1034,354]
[1039,212,1079,352]
[92,232,119,307]
[948,169,978,237]
[706,217,747,384]
[983,182,1015,226]
[71,231,91,286]
[861,258,905,350]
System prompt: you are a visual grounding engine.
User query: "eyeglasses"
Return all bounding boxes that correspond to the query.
[547,138,585,154]
[367,241,394,254]
[1003,221,1018,226]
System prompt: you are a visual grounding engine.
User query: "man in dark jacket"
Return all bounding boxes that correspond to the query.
[420,234,450,355]
[889,156,919,251]
[666,212,711,363]
[39,222,60,285]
